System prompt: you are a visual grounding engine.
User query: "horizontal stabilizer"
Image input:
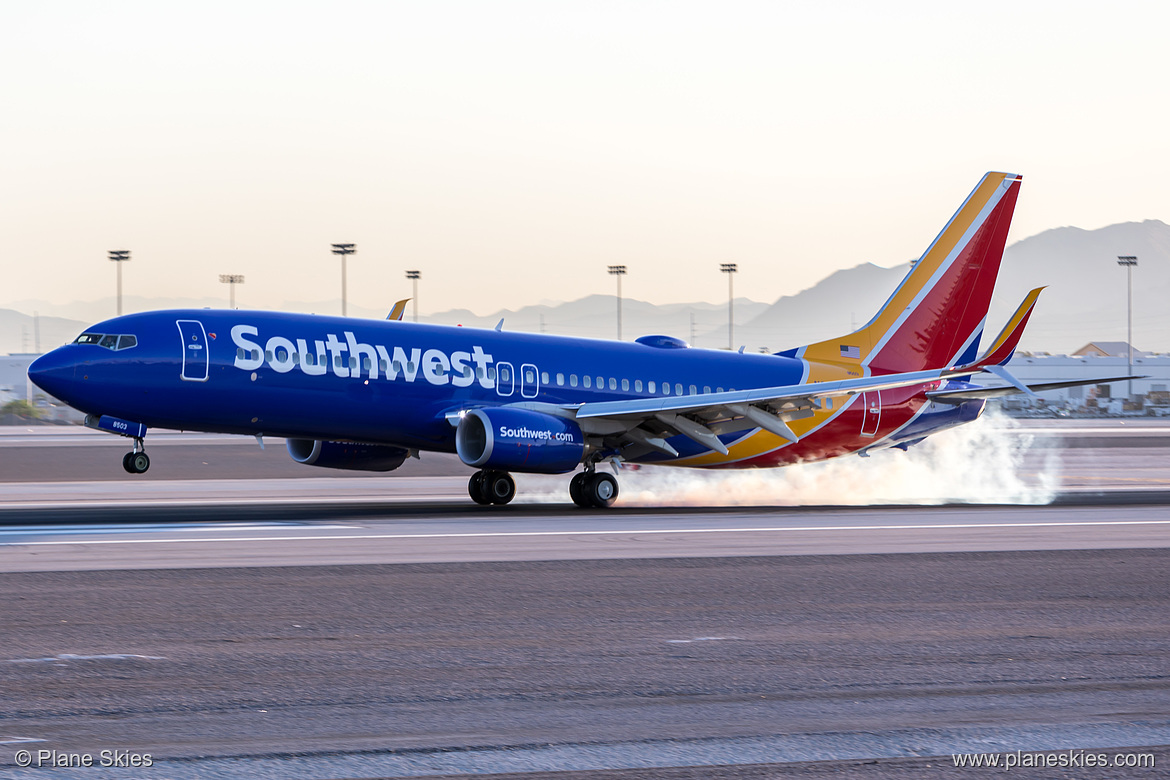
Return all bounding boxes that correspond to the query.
[928,375,1144,404]
[970,287,1045,368]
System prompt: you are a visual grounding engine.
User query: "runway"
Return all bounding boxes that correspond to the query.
[1,420,1168,777]
[2,550,1167,779]
[2,502,1170,573]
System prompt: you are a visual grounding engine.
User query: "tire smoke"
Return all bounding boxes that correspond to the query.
[517,409,1061,507]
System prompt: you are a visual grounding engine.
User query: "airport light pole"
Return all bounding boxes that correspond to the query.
[331,243,356,316]
[608,265,627,340]
[720,262,737,350]
[108,250,130,316]
[406,270,420,322]
[219,274,245,309]
[1118,255,1138,400]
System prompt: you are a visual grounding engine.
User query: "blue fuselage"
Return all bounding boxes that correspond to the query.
[29,309,983,466]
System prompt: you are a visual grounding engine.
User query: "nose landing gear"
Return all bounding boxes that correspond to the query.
[83,415,151,475]
[122,438,150,474]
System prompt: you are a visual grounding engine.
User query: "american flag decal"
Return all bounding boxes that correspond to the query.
[839,345,860,359]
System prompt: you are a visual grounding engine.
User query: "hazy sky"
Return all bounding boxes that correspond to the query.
[3,1,1167,317]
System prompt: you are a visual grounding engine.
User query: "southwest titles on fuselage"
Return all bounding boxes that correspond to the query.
[231,324,496,388]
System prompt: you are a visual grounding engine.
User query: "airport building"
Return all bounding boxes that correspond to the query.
[0,353,36,405]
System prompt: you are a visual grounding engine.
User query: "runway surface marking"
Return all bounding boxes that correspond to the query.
[0,523,357,537]
[5,518,1169,547]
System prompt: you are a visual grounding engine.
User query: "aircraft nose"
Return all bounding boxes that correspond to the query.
[28,347,79,400]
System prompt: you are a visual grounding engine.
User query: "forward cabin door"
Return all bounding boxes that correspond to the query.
[860,390,881,437]
[177,320,210,382]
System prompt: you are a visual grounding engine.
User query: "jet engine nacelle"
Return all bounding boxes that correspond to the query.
[455,407,584,474]
[286,438,409,472]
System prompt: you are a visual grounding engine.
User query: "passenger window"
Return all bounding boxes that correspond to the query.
[252,350,260,362]
[362,358,371,370]
[265,350,273,362]
[635,380,642,392]
[100,334,118,349]
[488,367,496,380]
[663,383,671,396]
[621,378,629,391]
[676,383,684,395]
[525,369,535,383]
[689,384,697,395]
[570,374,578,387]
[501,367,511,382]
[117,335,137,350]
[648,380,655,393]
[717,387,724,393]
[703,386,710,394]
[407,361,416,373]
[583,376,592,388]
[596,376,603,388]
[556,373,564,386]
[542,371,549,384]
[237,348,245,360]
[335,356,342,368]
[609,378,616,390]
[476,367,484,378]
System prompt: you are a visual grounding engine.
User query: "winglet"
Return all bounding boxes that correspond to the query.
[969,287,1045,368]
[387,299,410,321]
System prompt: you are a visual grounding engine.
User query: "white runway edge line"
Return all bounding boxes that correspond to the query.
[4,519,1170,547]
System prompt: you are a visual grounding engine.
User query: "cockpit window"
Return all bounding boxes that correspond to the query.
[73,333,139,351]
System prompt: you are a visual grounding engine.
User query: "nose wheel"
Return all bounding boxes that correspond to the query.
[122,439,150,474]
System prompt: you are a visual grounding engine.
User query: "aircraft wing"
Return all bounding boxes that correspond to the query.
[572,366,982,456]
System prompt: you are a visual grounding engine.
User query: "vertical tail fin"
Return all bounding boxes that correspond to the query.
[798,172,1022,374]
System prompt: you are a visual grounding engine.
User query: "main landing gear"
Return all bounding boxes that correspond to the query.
[569,469,619,509]
[122,438,150,474]
[466,466,620,508]
[468,469,516,505]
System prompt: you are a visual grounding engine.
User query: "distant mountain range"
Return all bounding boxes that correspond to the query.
[4,220,1168,355]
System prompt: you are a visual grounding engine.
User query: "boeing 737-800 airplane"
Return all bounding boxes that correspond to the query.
[28,172,1132,507]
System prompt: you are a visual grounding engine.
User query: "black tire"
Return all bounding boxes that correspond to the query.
[129,452,150,474]
[122,452,135,474]
[569,472,590,508]
[484,471,516,505]
[585,472,618,508]
[468,472,491,505]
